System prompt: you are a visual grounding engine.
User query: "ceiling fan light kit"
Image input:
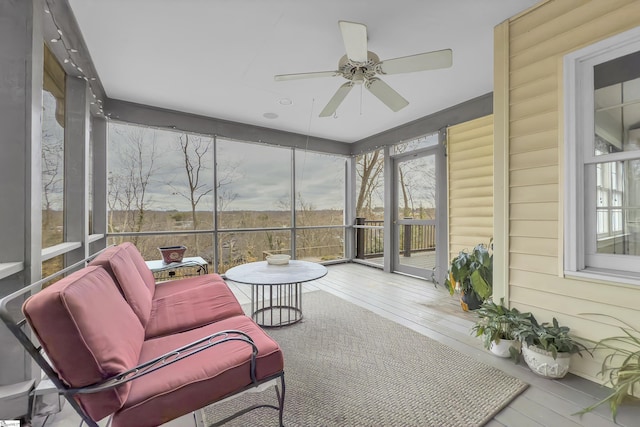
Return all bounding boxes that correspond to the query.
[275,20,453,117]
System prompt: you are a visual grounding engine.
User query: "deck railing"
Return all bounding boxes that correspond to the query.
[355,218,435,259]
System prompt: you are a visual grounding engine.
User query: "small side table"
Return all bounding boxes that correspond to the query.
[145,256,209,280]
[225,260,327,327]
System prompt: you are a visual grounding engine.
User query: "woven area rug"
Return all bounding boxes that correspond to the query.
[202,291,527,426]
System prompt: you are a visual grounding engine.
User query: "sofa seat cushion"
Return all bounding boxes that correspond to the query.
[145,275,245,338]
[111,316,284,427]
[23,266,145,422]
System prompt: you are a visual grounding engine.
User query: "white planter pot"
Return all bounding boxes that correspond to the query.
[490,339,520,358]
[521,344,571,378]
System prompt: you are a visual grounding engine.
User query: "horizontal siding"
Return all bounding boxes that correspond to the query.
[510,75,557,104]
[510,220,558,238]
[510,236,558,256]
[510,130,558,154]
[511,148,558,170]
[510,166,558,187]
[510,202,558,221]
[447,115,493,261]
[511,0,639,70]
[505,0,640,383]
[509,0,588,38]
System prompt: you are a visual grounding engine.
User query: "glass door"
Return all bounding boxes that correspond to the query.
[392,148,441,279]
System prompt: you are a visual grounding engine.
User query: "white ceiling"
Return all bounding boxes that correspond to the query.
[67,0,539,143]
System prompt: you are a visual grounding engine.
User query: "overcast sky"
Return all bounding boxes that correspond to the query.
[108,124,345,212]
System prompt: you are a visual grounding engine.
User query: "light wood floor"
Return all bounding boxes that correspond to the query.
[229,262,639,427]
[39,262,639,427]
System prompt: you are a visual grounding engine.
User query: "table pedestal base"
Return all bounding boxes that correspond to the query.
[251,282,302,327]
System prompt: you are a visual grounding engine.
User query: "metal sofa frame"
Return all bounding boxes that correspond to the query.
[0,256,285,427]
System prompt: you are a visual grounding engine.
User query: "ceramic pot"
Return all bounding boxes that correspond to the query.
[460,291,482,311]
[522,343,571,378]
[490,339,520,358]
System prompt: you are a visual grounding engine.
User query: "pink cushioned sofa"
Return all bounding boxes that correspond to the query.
[0,243,285,427]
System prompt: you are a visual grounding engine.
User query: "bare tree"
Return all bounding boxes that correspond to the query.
[167,134,213,253]
[41,133,63,234]
[355,150,384,219]
[107,126,158,245]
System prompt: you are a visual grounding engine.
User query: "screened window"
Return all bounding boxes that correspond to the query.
[41,46,65,251]
[216,138,291,229]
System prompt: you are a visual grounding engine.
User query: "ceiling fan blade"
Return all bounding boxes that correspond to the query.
[377,49,453,75]
[339,21,368,63]
[274,70,340,81]
[365,78,409,112]
[319,82,354,117]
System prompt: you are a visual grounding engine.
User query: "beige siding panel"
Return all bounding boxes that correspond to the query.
[510,148,558,170]
[448,186,492,199]
[448,139,493,161]
[510,287,639,323]
[510,269,640,312]
[510,111,558,138]
[450,227,494,238]
[449,166,493,182]
[510,57,557,88]
[510,184,559,203]
[510,75,557,104]
[510,202,558,221]
[505,0,640,382]
[450,196,493,209]
[510,236,558,257]
[510,220,558,238]
[510,253,557,275]
[510,270,637,307]
[509,0,588,38]
[511,0,638,69]
[510,166,558,187]
[447,124,493,143]
[449,206,493,218]
[447,115,493,263]
[510,130,558,154]
[510,91,557,122]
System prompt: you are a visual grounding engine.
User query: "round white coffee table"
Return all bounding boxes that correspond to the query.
[225,260,327,327]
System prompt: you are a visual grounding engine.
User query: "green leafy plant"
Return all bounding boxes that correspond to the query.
[511,315,589,360]
[471,298,531,351]
[575,314,640,422]
[444,242,493,301]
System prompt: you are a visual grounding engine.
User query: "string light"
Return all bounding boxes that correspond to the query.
[44,0,104,116]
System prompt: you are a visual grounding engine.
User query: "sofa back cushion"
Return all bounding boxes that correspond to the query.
[23,266,145,421]
[90,245,153,327]
[121,242,156,293]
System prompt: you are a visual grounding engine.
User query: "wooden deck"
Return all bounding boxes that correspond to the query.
[39,262,639,427]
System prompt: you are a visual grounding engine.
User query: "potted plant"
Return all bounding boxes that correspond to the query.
[444,242,492,311]
[512,316,589,378]
[470,298,531,358]
[576,314,640,422]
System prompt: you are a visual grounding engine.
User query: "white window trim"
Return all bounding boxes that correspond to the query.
[564,26,640,283]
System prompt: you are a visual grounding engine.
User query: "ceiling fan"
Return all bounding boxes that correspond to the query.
[274,20,453,117]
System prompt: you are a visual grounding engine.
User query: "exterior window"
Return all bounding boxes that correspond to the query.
[564,27,640,279]
[41,46,65,250]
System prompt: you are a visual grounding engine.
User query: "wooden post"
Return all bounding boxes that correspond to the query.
[403,219,412,257]
[356,217,365,259]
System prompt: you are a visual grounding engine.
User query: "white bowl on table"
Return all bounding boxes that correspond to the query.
[266,255,291,265]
